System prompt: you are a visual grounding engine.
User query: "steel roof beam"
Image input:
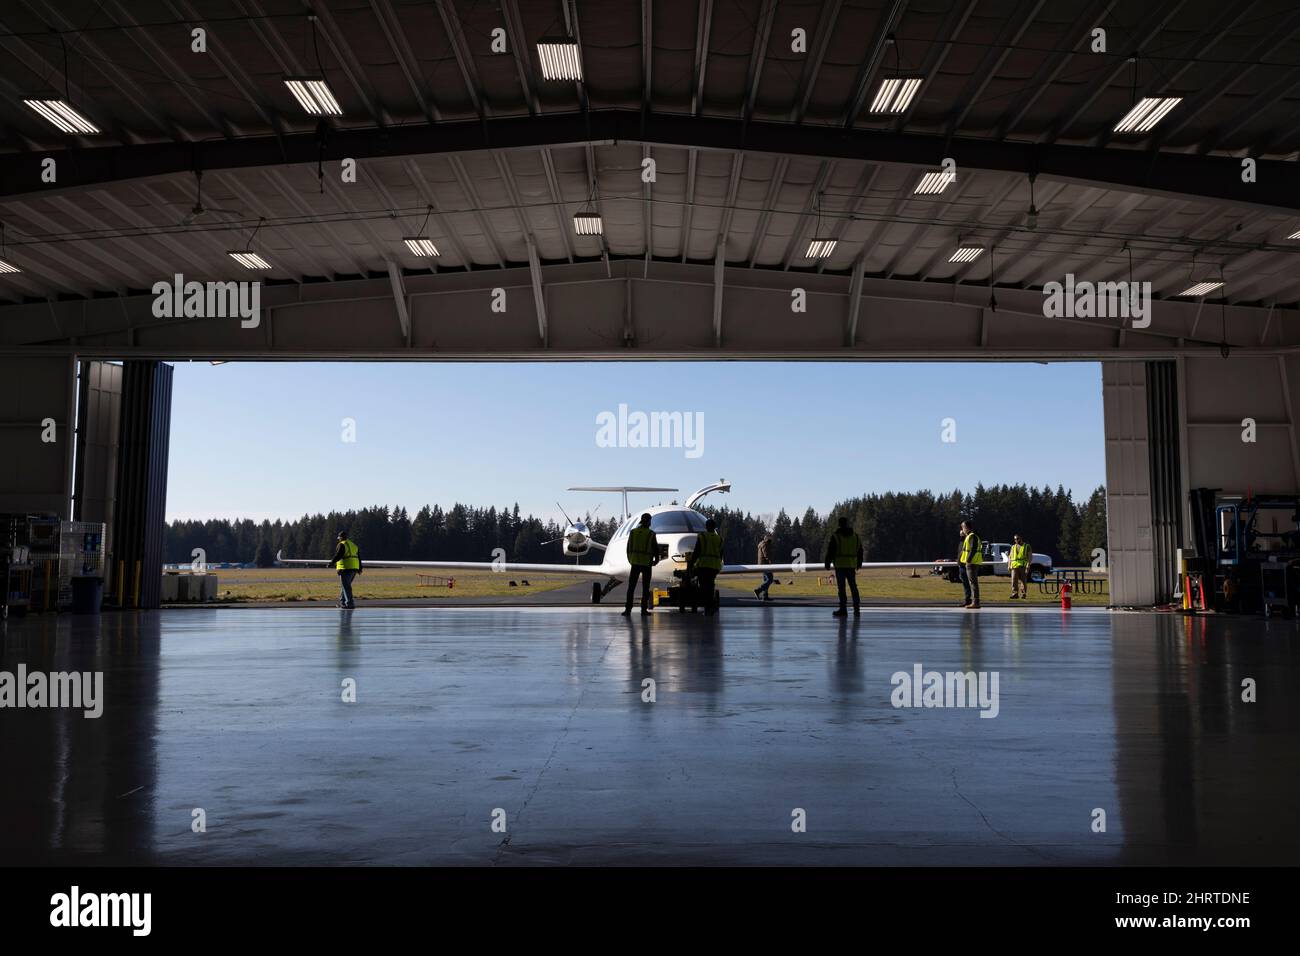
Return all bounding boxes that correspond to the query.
[7,110,1298,214]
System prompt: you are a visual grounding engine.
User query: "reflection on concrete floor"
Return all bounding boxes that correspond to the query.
[1,607,1296,866]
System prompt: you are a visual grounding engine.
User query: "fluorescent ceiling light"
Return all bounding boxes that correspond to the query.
[869,76,923,114]
[23,98,99,134]
[949,246,983,263]
[403,237,440,257]
[228,251,271,270]
[1178,280,1223,297]
[1288,229,1300,240]
[573,213,603,236]
[914,169,955,195]
[0,258,20,274]
[1113,96,1181,134]
[805,238,837,259]
[537,39,582,81]
[283,77,342,116]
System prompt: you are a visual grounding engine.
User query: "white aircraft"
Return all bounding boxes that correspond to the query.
[279,480,955,603]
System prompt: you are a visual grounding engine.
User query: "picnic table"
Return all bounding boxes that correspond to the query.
[1037,567,1108,595]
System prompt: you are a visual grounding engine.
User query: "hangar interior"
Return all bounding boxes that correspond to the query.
[0,0,1298,866]
[0,0,1297,608]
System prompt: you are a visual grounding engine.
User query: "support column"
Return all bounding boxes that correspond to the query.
[112,362,173,610]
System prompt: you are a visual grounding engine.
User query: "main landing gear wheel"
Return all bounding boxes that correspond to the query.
[591,582,603,604]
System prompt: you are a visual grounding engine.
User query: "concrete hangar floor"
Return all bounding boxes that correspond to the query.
[2,602,1296,867]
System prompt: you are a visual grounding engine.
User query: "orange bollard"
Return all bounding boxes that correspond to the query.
[1060,581,1072,611]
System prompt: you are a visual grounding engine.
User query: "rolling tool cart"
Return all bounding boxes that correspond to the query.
[666,568,720,613]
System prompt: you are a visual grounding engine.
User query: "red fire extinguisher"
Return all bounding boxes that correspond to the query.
[1060,581,1072,611]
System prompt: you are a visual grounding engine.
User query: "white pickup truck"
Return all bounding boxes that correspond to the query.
[934,542,1053,581]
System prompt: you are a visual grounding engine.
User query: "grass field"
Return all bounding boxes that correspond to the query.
[195,564,1109,605]
[719,567,1111,605]
[201,566,581,603]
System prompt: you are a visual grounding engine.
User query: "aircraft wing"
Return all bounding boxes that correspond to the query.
[720,560,958,573]
[277,552,611,576]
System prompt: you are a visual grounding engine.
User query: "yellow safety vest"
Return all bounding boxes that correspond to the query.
[832,531,860,569]
[694,531,723,571]
[1009,542,1030,568]
[627,526,657,566]
[960,533,983,564]
[336,540,360,570]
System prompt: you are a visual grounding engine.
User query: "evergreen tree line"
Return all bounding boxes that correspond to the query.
[698,483,1107,568]
[166,484,1107,569]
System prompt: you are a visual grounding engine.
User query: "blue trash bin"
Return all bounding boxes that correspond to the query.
[71,575,104,614]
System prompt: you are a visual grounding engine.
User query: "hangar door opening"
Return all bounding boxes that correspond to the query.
[158,360,1110,608]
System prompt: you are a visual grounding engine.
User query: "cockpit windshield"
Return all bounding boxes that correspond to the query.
[649,510,708,533]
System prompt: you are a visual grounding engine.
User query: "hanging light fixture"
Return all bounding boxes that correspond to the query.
[805,192,837,259]
[870,76,924,113]
[868,35,924,114]
[573,210,603,235]
[914,169,955,195]
[228,218,272,270]
[23,98,100,134]
[1114,96,1181,133]
[284,77,342,116]
[402,206,441,257]
[537,37,583,81]
[283,15,343,116]
[573,174,603,236]
[1112,55,1180,133]
[22,36,101,134]
[0,222,19,273]
[1177,280,1224,297]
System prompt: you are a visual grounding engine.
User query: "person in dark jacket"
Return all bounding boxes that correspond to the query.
[754,532,775,602]
[329,531,363,609]
[621,513,659,616]
[689,519,724,616]
[823,516,863,616]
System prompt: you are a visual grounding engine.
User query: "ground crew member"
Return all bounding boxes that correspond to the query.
[1008,533,1031,600]
[689,518,724,616]
[823,516,862,616]
[958,520,982,609]
[622,513,659,616]
[330,530,362,610]
[754,532,775,602]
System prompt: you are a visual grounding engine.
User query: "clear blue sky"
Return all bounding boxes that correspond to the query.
[164,361,1104,523]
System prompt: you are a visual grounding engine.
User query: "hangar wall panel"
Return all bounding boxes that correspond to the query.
[630,280,713,349]
[0,356,75,517]
[1180,355,1300,495]
[1102,362,1156,606]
